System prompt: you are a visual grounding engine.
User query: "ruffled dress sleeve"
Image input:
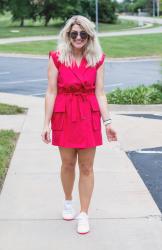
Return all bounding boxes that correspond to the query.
[49,50,60,69]
[96,53,106,70]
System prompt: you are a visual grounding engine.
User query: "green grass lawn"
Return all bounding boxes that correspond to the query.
[0,12,141,38]
[0,26,61,38]
[0,102,27,191]
[97,19,138,32]
[100,33,162,57]
[0,103,27,115]
[0,130,19,192]
[0,33,162,57]
[0,12,63,38]
[0,40,57,54]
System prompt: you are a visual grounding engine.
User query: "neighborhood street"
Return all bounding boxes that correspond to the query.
[0,56,161,96]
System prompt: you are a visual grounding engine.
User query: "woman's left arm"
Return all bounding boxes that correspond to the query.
[95,64,118,142]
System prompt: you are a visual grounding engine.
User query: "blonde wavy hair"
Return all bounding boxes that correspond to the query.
[56,15,103,67]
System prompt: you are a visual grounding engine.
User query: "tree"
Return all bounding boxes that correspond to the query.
[0,0,8,14]
[9,0,34,26]
[56,0,80,22]
[35,0,80,26]
[7,0,119,27]
[79,0,118,24]
[36,0,59,26]
[160,0,162,13]
[145,0,153,15]
[120,0,154,14]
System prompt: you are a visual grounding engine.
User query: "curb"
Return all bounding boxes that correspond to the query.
[0,92,162,112]
[108,104,162,112]
[0,53,161,62]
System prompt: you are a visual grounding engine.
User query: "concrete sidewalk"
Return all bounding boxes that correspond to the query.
[0,92,162,250]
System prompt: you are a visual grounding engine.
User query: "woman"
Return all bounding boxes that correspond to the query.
[41,15,117,234]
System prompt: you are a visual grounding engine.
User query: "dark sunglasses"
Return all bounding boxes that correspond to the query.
[68,31,89,40]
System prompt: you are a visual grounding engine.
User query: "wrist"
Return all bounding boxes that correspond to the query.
[43,122,50,128]
[105,123,112,129]
[103,118,112,126]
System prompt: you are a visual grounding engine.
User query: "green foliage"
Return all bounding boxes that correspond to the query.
[160,0,162,13]
[0,103,27,114]
[1,0,118,26]
[24,0,80,26]
[133,0,148,12]
[57,0,81,22]
[120,0,162,15]
[120,0,151,14]
[107,83,162,104]
[0,0,8,14]
[0,130,18,188]
[151,82,162,92]
[36,0,60,26]
[9,0,35,26]
[79,0,118,23]
[4,0,79,26]
[98,0,118,23]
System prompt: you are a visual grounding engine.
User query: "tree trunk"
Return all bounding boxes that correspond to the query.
[44,16,51,26]
[20,17,24,27]
[44,20,48,26]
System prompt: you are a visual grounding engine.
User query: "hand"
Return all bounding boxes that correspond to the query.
[105,124,117,142]
[41,125,51,144]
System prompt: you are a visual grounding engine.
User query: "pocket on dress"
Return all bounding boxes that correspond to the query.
[51,112,65,130]
[51,95,66,131]
[89,95,101,131]
[91,111,101,130]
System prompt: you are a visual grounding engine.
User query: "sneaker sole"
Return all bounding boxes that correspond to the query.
[77,230,90,234]
[63,217,75,221]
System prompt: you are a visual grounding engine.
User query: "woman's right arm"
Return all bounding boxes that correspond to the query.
[41,56,58,144]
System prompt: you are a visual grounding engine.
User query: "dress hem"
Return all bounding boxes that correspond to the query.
[51,143,103,149]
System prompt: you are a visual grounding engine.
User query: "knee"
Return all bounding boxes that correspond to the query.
[79,163,93,176]
[62,160,76,172]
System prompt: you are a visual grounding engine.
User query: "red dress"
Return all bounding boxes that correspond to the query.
[49,50,105,149]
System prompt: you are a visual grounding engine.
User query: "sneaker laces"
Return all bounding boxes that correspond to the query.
[63,203,74,214]
[76,212,89,224]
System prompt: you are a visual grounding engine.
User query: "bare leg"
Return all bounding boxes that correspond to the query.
[77,147,96,213]
[58,146,77,200]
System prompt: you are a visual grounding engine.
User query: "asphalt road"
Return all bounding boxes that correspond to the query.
[123,113,162,213]
[127,146,162,213]
[0,56,161,97]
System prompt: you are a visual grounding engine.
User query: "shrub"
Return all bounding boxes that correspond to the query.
[106,83,162,104]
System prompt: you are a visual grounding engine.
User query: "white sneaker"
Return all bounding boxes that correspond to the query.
[76,212,90,234]
[62,200,76,220]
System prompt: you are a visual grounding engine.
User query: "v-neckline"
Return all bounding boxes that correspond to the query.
[74,56,84,68]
